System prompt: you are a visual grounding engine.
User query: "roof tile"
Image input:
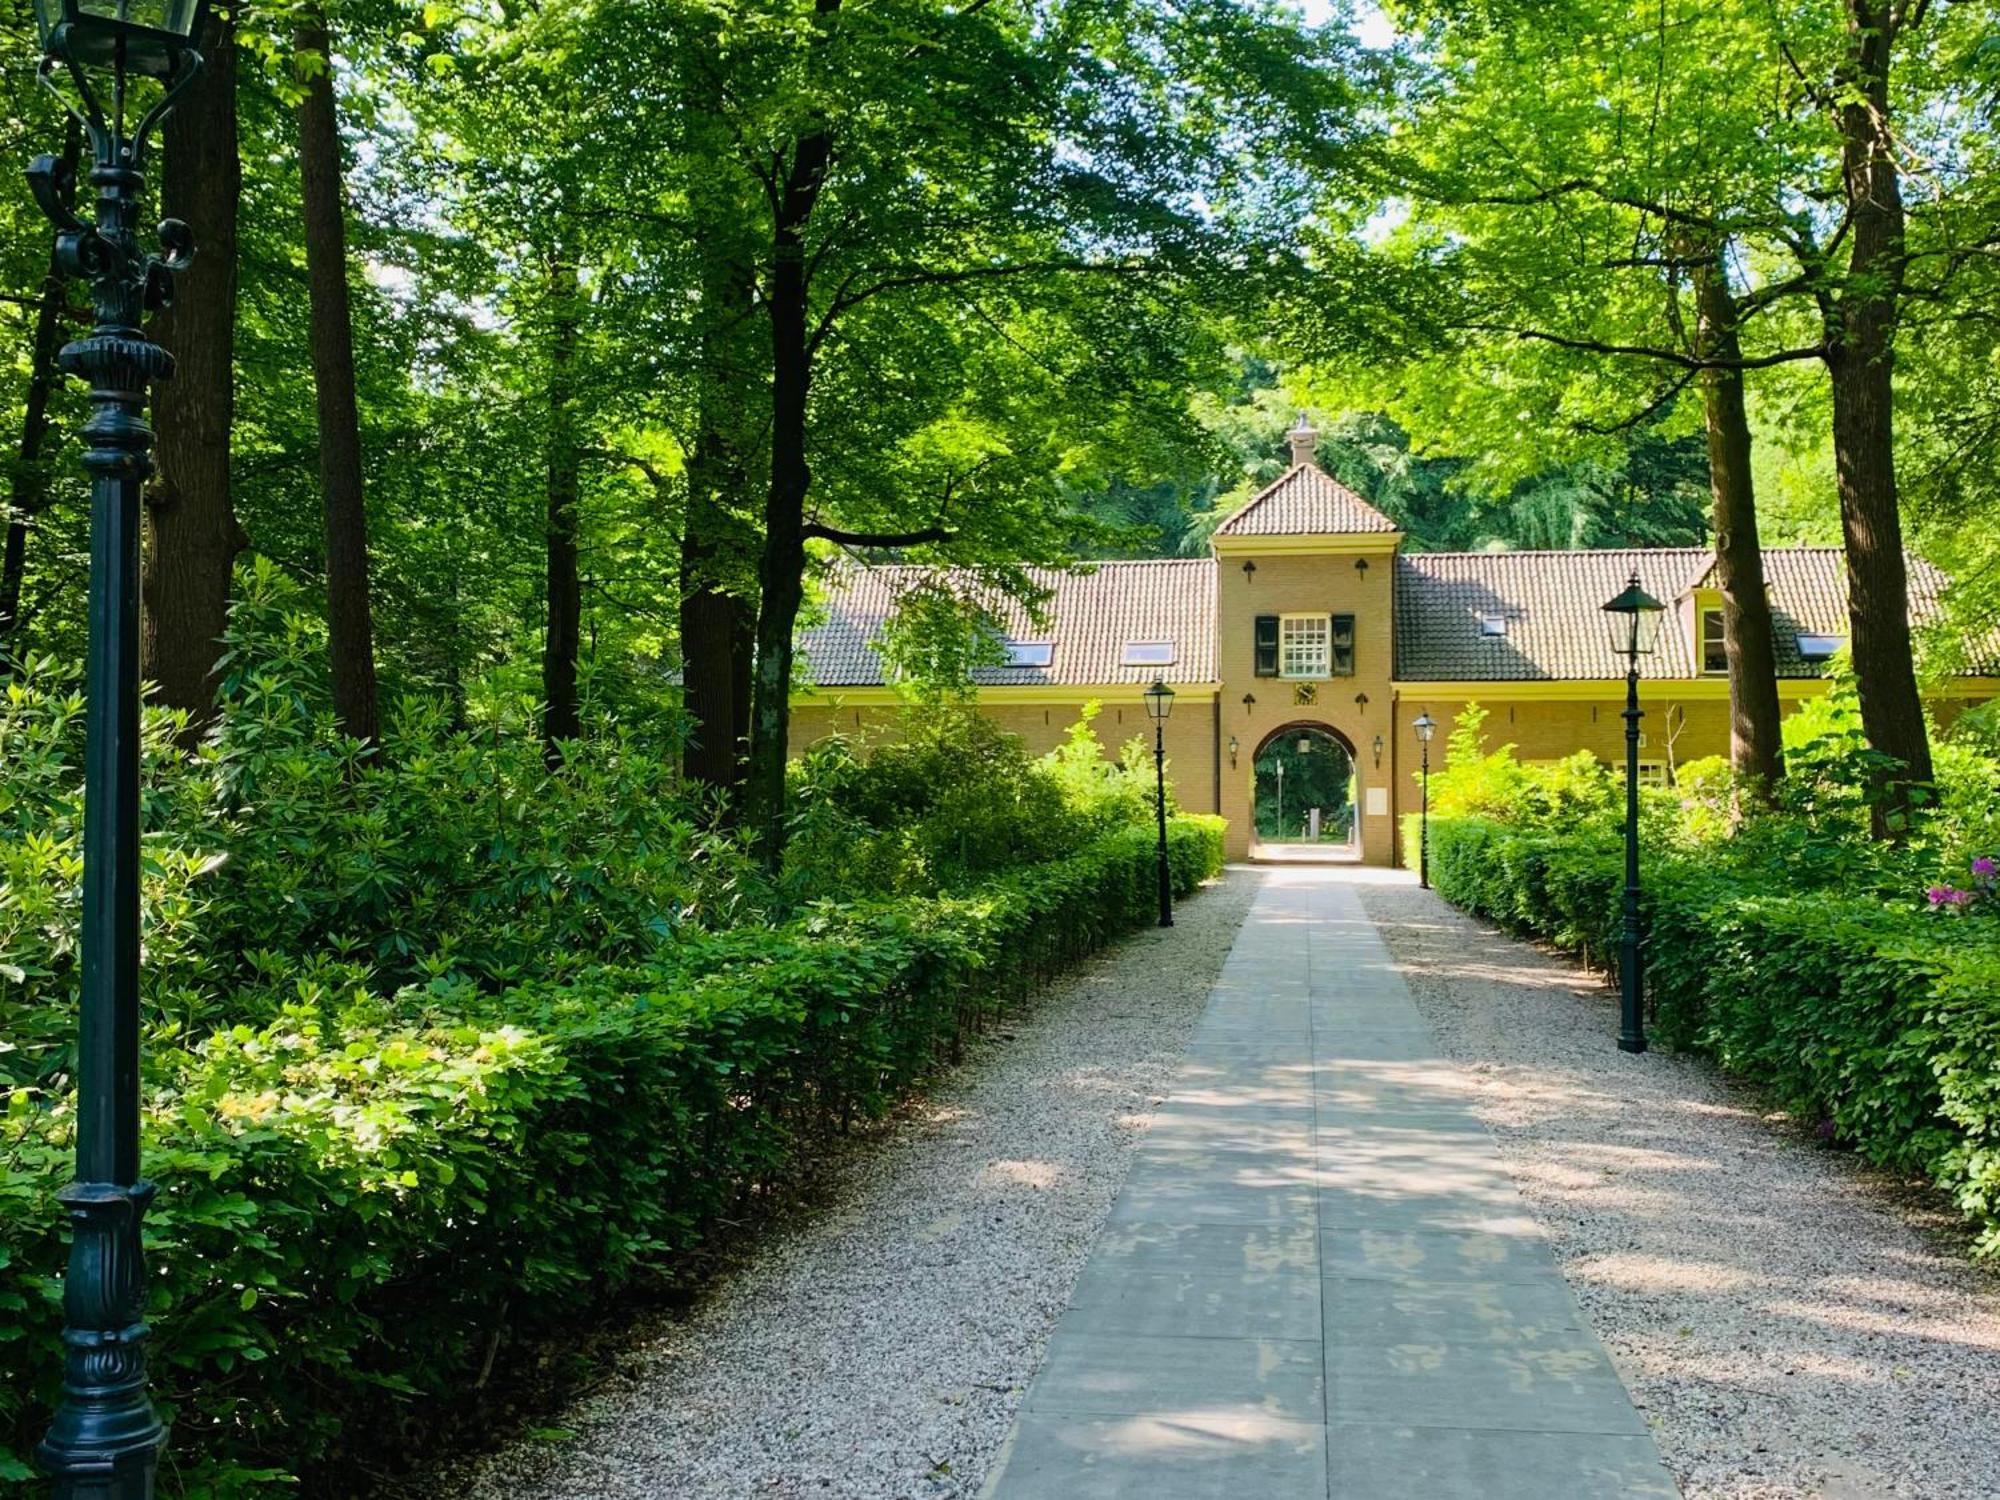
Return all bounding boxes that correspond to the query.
[1213,463,1401,538]
[800,559,1217,688]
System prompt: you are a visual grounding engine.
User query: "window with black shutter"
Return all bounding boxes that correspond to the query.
[1331,614,1356,676]
[1254,615,1279,676]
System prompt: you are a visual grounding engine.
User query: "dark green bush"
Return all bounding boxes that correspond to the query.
[1,819,1222,1492]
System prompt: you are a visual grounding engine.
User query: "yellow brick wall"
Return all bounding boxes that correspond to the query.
[1212,545,1398,863]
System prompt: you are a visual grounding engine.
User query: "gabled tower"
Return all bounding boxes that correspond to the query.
[1211,420,1404,863]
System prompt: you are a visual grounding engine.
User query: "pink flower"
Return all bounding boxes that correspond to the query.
[1973,856,1996,878]
[1929,886,1973,907]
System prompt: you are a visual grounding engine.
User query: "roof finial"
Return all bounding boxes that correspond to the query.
[1286,415,1318,468]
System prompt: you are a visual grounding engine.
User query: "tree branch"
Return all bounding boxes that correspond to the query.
[1486,325,1824,371]
[809,258,1146,353]
[802,521,954,547]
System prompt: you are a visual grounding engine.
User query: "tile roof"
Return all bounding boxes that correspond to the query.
[1395,549,1705,681]
[1396,545,1980,681]
[800,559,1218,689]
[1212,462,1401,538]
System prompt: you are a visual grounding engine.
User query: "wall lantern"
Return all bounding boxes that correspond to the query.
[1227,735,1239,768]
[1372,734,1384,768]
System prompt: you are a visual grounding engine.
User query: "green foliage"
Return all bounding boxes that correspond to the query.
[0,572,1225,1493]
[1414,702,2000,1259]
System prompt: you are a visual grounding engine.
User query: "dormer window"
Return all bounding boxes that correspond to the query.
[1477,613,1507,638]
[1121,640,1177,667]
[1700,606,1727,674]
[1797,633,1845,663]
[1002,640,1053,668]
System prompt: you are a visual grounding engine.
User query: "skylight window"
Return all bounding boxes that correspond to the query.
[1477,614,1508,638]
[1002,640,1053,668]
[1121,641,1177,667]
[1796,633,1845,662]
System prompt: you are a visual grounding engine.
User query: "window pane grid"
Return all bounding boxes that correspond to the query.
[1280,615,1329,678]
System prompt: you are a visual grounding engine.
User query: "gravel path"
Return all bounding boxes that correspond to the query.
[423,868,1259,1500]
[1359,880,2000,1500]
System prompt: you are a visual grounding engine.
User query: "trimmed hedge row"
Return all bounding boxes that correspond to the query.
[1418,814,2000,1258]
[0,815,1225,1495]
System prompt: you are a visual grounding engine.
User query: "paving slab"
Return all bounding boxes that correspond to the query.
[983,867,1677,1499]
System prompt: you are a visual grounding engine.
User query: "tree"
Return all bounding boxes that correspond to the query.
[620,0,1372,862]
[144,7,245,722]
[1689,249,1784,790]
[1371,0,2000,818]
[296,1,380,742]
[541,252,583,764]
[0,119,78,674]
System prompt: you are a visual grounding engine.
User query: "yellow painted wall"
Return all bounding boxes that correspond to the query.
[1213,545,1398,863]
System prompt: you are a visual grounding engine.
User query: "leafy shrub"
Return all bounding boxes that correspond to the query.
[0,562,1227,1492]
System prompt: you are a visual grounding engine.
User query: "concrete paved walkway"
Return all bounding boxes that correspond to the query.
[982,867,1679,1499]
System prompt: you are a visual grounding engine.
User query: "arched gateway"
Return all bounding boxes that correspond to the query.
[1252,724,1358,852]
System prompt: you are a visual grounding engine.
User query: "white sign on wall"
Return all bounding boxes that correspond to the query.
[1365,787,1389,818]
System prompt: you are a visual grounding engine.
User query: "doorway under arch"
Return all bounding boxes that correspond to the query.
[1253,724,1358,854]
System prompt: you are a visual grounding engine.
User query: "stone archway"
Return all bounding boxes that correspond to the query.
[1252,723,1358,850]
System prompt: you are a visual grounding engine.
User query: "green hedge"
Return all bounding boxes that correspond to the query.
[0,815,1224,1494]
[1418,813,2000,1258]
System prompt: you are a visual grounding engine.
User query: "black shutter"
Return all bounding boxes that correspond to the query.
[1254,615,1279,676]
[1331,613,1356,676]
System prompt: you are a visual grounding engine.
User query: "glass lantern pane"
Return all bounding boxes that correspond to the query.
[77,0,199,35]
[1634,605,1665,655]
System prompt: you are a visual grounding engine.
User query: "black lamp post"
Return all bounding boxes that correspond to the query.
[26,2,206,1495]
[1601,572,1665,1055]
[1412,712,1435,888]
[1143,678,1174,927]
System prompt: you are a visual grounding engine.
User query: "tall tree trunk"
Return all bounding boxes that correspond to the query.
[542,254,582,767]
[0,121,79,672]
[746,120,835,863]
[1827,0,1931,832]
[144,11,244,724]
[1691,253,1783,793]
[297,5,379,743]
[680,240,757,795]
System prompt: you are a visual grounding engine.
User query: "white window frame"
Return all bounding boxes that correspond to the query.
[1637,760,1672,788]
[1699,606,1728,676]
[1477,613,1508,638]
[1002,640,1053,668]
[1120,640,1177,667]
[1278,613,1330,679]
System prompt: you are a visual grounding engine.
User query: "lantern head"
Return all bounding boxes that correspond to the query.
[1600,572,1666,663]
[1142,678,1174,722]
[33,0,206,79]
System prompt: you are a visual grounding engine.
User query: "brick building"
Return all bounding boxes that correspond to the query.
[789,422,1993,864]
